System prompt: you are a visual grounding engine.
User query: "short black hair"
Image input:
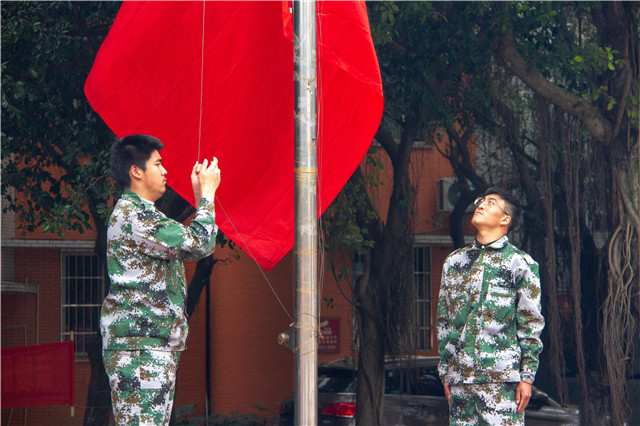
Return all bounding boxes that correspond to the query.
[484,187,522,230]
[110,134,164,189]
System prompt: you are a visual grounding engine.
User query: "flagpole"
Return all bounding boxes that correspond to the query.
[293,0,318,425]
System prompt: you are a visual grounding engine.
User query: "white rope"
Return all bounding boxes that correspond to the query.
[197,0,206,161]
[215,195,293,320]
[316,0,326,326]
[197,1,292,321]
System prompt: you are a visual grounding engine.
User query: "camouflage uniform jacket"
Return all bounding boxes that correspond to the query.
[436,235,544,385]
[100,190,217,352]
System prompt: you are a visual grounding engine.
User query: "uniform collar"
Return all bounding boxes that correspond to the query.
[472,235,509,250]
[122,190,155,207]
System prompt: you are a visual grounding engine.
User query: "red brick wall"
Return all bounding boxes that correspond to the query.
[3,248,60,347]
[204,246,295,420]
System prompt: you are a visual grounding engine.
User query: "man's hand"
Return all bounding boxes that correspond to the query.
[191,161,203,205]
[515,381,531,414]
[443,383,451,405]
[197,157,221,202]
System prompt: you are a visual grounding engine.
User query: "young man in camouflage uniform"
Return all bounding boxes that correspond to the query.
[436,187,544,425]
[100,134,221,425]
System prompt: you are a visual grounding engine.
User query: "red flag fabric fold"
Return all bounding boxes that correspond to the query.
[85,1,383,270]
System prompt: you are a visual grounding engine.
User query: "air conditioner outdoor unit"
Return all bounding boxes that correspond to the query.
[437,178,474,213]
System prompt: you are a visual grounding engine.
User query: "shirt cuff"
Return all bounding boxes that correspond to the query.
[521,376,534,384]
[199,196,214,207]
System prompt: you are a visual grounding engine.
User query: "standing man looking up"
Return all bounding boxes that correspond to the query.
[100,134,221,425]
[436,187,544,425]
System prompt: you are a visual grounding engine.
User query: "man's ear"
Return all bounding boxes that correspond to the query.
[501,215,512,227]
[129,165,143,181]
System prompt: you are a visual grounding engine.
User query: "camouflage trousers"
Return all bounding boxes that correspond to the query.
[103,349,181,426]
[449,383,523,426]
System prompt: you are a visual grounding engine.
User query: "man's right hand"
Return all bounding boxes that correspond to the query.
[443,383,451,404]
[195,157,221,203]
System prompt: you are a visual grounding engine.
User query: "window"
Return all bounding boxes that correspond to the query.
[61,253,106,360]
[413,246,432,351]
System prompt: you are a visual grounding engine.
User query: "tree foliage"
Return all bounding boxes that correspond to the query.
[1,2,121,241]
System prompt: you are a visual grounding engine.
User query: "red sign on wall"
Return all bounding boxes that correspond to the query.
[319,317,340,353]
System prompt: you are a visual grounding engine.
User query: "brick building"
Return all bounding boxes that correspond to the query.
[1,141,474,425]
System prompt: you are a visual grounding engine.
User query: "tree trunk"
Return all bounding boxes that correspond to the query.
[186,255,216,318]
[355,263,386,426]
[354,119,417,425]
[601,158,639,426]
[561,126,592,418]
[170,254,217,425]
[83,336,112,426]
[83,191,112,426]
[537,101,568,404]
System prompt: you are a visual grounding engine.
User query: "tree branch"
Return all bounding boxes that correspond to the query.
[374,125,398,164]
[443,122,487,190]
[496,29,613,143]
[492,96,538,198]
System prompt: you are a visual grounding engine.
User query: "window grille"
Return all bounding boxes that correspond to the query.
[413,246,432,351]
[61,253,106,361]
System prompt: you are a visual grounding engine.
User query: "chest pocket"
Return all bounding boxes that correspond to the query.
[487,282,516,322]
[491,289,514,298]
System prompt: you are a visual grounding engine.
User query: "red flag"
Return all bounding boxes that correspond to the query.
[85,1,383,270]
[1,342,74,408]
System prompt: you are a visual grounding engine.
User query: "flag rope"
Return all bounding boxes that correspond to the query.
[215,195,293,321]
[316,0,326,331]
[197,0,293,321]
[197,0,205,161]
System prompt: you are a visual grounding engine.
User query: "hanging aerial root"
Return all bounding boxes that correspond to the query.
[602,222,637,425]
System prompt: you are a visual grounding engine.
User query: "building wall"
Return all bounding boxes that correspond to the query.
[1,248,94,425]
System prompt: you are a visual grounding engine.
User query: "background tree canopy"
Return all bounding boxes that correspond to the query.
[330,2,639,424]
[2,1,120,246]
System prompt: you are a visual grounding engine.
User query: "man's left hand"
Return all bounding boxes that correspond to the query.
[515,381,531,414]
[191,161,203,205]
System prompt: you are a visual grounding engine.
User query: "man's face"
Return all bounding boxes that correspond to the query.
[139,150,167,201]
[471,194,510,230]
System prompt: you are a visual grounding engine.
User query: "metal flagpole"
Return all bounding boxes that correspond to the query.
[293,0,318,425]
[276,1,317,423]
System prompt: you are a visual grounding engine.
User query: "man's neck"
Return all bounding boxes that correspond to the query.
[125,187,155,204]
[475,229,508,245]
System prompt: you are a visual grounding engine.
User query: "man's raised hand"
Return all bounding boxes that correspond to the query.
[198,157,221,201]
[191,161,203,204]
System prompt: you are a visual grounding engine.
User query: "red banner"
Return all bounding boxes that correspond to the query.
[1,342,74,408]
